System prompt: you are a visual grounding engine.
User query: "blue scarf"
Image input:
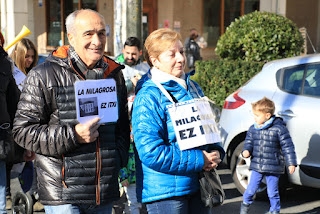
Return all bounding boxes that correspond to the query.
[254,116,275,130]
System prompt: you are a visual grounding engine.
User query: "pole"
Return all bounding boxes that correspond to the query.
[126,0,142,43]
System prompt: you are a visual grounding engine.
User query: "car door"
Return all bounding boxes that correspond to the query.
[272,63,320,186]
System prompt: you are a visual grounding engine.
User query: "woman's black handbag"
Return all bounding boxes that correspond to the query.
[199,168,225,207]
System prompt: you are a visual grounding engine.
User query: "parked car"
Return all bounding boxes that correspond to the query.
[218,53,320,196]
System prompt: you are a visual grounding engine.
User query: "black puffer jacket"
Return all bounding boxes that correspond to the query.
[0,46,23,163]
[243,117,297,174]
[12,46,130,205]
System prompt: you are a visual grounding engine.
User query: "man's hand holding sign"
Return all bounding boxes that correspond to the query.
[74,79,119,143]
[75,79,119,124]
[75,117,101,143]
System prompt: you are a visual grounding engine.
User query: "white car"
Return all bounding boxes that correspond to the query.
[218,54,320,195]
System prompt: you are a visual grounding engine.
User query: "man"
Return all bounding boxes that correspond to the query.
[116,37,149,95]
[115,38,148,214]
[13,9,130,214]
[184,28,207,69]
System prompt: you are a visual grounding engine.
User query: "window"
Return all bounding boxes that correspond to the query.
[281,64,320,97]
[46,0,97,48]
[304,64,320,96]
[282,66,305,94]
[203,0,259,47]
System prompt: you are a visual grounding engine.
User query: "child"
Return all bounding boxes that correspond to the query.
[240,97,297,214]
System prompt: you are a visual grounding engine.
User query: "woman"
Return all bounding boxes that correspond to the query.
[131,28,225,214]
[8,38,38,210]
[10,38,38,75]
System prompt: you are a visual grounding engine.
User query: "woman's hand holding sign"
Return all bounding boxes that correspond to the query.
[75,117,101,143]
[202,150,221,171]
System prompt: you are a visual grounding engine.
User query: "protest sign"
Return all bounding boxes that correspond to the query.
[75,79,118,124]
[167,99,221,150]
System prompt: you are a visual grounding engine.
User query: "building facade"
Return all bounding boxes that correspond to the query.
[1,0,320,59]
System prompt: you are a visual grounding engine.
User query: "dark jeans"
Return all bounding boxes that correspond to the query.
[5,163,12,197]
[44,203,113,214]
[243,170,281,212]
[146,191,211,214]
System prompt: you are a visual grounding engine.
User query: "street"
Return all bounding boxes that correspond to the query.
[214,165,320,214]
[8,164,320,214]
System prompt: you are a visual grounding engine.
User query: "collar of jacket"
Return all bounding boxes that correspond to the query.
[116,53,143,66]
[52,45,124,79]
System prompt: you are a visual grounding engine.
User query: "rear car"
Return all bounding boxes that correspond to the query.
[218,54,320,195]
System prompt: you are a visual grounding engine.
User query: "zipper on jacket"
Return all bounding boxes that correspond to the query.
[95,138,102,205]
[61,155,68,188]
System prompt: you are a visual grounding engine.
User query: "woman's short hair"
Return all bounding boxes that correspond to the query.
[252,97,275,115]
[144,28,182,67]
[10,38,38,75]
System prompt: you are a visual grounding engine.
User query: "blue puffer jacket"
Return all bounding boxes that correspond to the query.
[132,70,225,203]
[243,117,297,174]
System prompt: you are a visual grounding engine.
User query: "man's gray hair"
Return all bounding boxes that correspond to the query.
[65,9,106,35]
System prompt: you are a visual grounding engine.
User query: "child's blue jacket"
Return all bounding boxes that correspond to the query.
[243,117,297,174]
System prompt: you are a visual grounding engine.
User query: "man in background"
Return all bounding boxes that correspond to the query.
[116,37,149,96]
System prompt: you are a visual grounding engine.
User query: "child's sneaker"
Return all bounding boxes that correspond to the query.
[240,202,250,214]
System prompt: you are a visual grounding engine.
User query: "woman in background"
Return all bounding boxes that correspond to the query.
[7,38,40,211]
[10,38,38,75]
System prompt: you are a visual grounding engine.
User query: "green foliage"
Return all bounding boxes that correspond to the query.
[192,59,264,108]
[215,11,304,62]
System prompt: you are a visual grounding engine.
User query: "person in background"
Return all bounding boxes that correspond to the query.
[116,37,149,96]
[118,124,141,214]
[240,97,297,214]
[184,28,207,70]
[185,28,207,49]
[0,32,33,214]
[10,38,38,75]
[7,37,42,211]
[12,9,130,214]
[131,28,225,214]
[116,37,148,214]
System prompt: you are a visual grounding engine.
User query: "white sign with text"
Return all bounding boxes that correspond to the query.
[75,79,118,124]
[167,99,221,150]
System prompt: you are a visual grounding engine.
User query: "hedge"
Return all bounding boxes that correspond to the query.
[192,59,265,109]
[215,11,303,62]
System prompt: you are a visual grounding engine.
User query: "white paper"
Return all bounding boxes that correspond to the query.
[167,99,221,150]
[75,79,119,124]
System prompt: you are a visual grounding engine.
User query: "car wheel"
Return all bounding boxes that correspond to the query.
[230,141,267,198]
